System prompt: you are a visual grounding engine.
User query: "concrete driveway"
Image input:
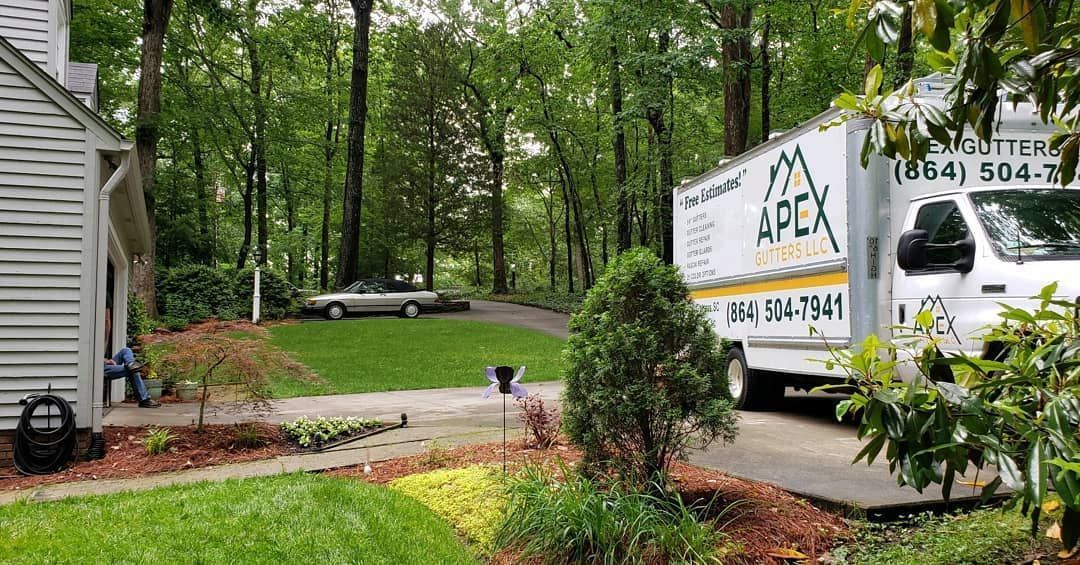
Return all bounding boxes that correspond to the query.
[107,299,984,514]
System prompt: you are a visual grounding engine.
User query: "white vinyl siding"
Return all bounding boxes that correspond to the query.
[0,55,85,429]
[0,0,50,71]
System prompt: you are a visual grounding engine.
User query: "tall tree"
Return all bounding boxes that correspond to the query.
[133,0,176,316]
[336,0,374,288]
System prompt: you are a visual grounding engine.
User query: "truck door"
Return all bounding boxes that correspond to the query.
[891,196,986,360]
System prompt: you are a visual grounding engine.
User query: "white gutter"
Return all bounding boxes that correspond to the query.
[90,148,131,436]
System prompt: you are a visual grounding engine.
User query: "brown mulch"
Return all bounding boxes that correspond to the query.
[0,423,291,491]
[139,319,268,345]
[328,438,850,563]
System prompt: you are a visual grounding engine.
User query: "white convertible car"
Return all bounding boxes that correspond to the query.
[302,278,439,320]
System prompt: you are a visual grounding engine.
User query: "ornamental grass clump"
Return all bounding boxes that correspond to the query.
[496,465,728,564]
[563,248,737,488]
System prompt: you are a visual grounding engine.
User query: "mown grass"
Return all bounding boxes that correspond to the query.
[0,474,475,564]
[831,505,1058,564]
[268,318,565,397]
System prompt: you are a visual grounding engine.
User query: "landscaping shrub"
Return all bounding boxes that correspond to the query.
[126,293,154,342]
[563,247,737,486]
[496,465,726,564]
[280,416,381,448]
[517,394,560,449]
[487,289,585,314]
[156,264,299,326]
[825,282,1080,553]
[390,466,505,555]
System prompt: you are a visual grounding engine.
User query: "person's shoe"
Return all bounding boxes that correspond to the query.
[138,399,161,408]
[125,361,146,372]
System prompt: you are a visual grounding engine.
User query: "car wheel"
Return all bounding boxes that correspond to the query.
[325,302,346,320]
[726,347,784,410]
[401,301,421,319]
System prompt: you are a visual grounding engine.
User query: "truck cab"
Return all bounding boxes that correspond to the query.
[892,186,1080,364]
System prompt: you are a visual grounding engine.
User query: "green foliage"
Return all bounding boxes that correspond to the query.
[126,293,154,342]
[488,289,586,314]
[279,416,381,448]
[231,423,267,449]
[0,474,475,563]
[496,465,727,564]
[830,506,1057,564]
[563,248,736,485]
[143,427,177,456]
[267,318,565,397]
[826,283,1080,551]
[840,0,1078,185]
[390,466,506,555]
[156,264,298,326]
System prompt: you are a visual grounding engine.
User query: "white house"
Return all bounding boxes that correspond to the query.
[0,0,151,465]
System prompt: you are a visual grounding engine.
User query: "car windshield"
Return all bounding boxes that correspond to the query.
[970,189,1080,261]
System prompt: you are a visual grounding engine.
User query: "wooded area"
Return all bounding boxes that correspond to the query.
[69,0,1074,297]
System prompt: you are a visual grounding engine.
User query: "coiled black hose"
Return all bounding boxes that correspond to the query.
[13,394,76,475]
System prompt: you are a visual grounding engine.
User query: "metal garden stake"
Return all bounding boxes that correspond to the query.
[483,366,527,473]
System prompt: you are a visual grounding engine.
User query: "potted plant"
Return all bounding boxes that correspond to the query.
[140,346,164,400]
[175,380,199,401]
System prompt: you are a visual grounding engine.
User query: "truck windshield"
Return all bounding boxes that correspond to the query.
[970,189,1080,261]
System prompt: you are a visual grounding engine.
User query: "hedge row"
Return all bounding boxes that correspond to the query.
[156,265,300,329]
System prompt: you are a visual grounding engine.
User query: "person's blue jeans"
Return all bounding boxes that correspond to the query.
[104,347,149,401]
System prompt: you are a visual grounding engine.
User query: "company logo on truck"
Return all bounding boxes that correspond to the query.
[755,145,839,267]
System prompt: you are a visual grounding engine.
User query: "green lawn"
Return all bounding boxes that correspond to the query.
[268,318,566,397]
[0,474,476,564]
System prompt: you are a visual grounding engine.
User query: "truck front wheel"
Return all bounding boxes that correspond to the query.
[726,347,784,410]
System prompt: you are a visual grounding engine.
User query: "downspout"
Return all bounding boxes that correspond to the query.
[86,149,131,459]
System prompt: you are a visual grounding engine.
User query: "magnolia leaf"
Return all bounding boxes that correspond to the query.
[913,0,936,37]
[998,452,1024,491]
[914,309,934,331]
[1044,500,1062,513]
[865,65,884,97]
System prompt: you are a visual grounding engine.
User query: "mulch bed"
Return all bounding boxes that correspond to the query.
[0,423,291,492]
[328,438,850,563]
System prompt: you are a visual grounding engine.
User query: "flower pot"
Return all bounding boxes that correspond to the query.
[144,378,163,400]
[176,382,198,402]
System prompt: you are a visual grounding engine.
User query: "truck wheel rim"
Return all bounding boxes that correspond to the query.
[406,304,418,317]
[728,358,744,400]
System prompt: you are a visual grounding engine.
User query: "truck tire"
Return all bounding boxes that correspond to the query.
[726,347,784,410]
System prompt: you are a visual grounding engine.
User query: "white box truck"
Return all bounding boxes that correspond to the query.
[674,78,1080,409]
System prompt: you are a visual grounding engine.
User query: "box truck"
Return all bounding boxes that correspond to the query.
[674,77,1080,409]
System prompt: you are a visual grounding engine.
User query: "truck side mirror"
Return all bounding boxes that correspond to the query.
[952,236,976,274]
[897,229,929,271]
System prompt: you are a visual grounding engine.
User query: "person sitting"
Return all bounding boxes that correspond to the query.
[104,347,160,408]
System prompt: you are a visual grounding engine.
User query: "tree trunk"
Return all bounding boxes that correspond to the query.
[490,151,508,294]
[320,0,342,291]
[760,15,772,144]
[245,0,268,264]
[610,38,631,253]
[336,0,373,288]
[895,5,914,87]
[192,129,211,264]
[645,29,675,264]
[473,242,482,287]
[237,153,255,269]
[560,168,574,294]
[720,2,752,157]
[133,0,175,317]
[282,164,298,284]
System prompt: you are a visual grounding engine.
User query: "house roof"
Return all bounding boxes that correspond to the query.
[0,36,124,146]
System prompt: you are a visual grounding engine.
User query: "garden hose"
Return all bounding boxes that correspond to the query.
[13,394,76,475]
